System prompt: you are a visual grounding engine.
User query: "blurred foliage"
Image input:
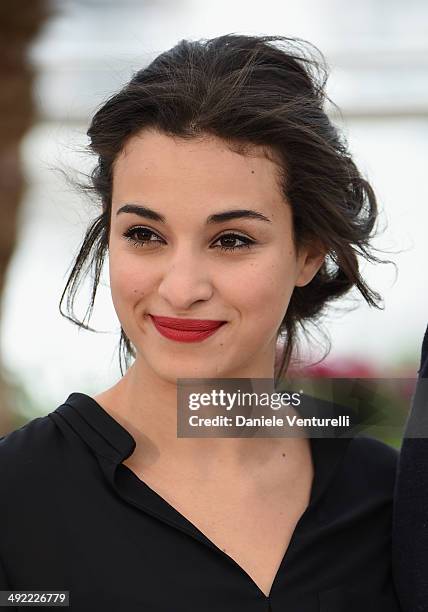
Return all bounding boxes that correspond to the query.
[1,371,48,433]
[284,355,420,450]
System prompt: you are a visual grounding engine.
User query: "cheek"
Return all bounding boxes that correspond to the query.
[109,255,151,314]
[226,255,296,327]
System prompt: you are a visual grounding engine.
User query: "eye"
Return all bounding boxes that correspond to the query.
[122,227,256,252]
[211,233,255,252]
[122,226,165,248]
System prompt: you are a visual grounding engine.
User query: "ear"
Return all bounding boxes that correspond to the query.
[295,242,326,288]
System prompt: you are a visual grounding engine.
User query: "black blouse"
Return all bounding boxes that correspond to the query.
[0,392,401,611]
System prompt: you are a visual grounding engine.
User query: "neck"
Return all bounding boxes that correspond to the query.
[95,356,298,476]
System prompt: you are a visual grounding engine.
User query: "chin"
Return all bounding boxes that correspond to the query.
[152,357,229,382]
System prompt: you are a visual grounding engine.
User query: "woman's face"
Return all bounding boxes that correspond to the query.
[108,128,324,383]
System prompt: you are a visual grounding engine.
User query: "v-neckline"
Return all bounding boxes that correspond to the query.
[116,455,312,599]
[57,392,353,601]
[113,435,349,600]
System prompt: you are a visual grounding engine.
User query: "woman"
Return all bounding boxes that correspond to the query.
[0,34,401,611]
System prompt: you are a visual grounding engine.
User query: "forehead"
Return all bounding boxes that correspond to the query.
[111,129,286,215]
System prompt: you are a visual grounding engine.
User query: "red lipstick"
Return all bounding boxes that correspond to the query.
[149,315,226,343]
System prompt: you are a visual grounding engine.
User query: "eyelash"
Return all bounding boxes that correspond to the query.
[122,226,255,252]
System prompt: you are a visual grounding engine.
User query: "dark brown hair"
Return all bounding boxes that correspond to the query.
[59,33,386,384]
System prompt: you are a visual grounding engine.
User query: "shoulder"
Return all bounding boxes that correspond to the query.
[316,435,399,522]
[346,434,399,467]
[0,413,60,477]
[342,434,399,494]
[0,413,70,523]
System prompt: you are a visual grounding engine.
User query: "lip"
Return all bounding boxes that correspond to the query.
[149,315,227,343]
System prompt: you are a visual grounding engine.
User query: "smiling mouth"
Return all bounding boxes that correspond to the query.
[149,315,227,343]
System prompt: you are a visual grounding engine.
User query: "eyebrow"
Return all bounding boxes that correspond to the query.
[116,203,272,224]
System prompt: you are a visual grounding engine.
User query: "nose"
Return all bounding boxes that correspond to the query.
[157,246,214,310]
